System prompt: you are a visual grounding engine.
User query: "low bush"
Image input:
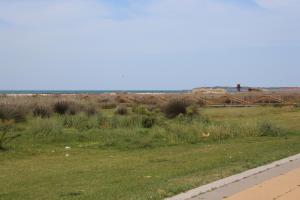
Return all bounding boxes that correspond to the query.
[53,101,83,115]
[101,103,117,109]
[33,105,51,118]
[132,105,151,115]
[0,103,27,122]
[67,103,81,115]
[186,104,200,117]
[162,99,190,119]
[115,105,128,115]
[272,104,283,108]
[0,119,20,150]
[53,101,71,115]
[115,96,127,103]
[258,121,284,137]
[141,116,156,128]
[84,105,98,116]
[293,104,300,108]
[145,105,159,112]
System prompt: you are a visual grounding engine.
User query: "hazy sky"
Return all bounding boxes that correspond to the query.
[0,0,299,90]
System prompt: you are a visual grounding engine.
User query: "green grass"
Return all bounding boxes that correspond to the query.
[203,106,300,131]
[1,106,300,200]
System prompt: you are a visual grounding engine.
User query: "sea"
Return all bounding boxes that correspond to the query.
[0,90,190,94]
[0,87,294,95]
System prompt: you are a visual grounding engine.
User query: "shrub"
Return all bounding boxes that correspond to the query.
[293,104,300,108]
[67,103,81,115]
[196,99,207,107]
[33,105,51,118]
[115,96,127,103]
[101,103,117,109]
[199,115,211,124]
[186,104,200,117]
[53,101,82,115]
[272,104,283,108]
[141,116,156,128]
[258,121,283,137]
[146,105,159,112]
[0,103,27,122]
[0,119,20,150]
[115,105,128,115]
[132,105,150,115]
[162,99,190,119]
[84,105,97,116]
[53,101,70,115]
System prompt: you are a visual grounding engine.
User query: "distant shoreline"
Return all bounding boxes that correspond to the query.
[0,90,190,95]
[0,87,299,95]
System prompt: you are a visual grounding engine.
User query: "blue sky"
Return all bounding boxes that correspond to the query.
[0,0,300,90]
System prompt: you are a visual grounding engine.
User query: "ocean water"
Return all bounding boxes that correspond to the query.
[0,90,190,94]
[0,87,290,94]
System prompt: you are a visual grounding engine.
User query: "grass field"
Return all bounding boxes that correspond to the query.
[1,100,300,200]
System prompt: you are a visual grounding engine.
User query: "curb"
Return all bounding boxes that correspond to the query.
[165,153,300,200]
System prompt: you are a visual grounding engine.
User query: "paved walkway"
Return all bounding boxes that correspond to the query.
[190,158,300,200]
[166,154,300,200]
[226,167,300,200]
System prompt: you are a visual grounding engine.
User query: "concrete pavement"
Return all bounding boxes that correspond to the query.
[166,153,300,200]
[226,166,300,200]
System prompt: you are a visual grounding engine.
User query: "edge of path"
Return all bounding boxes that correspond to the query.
[165,153,300,200]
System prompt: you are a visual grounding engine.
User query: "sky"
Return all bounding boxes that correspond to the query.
[0,0,300,90]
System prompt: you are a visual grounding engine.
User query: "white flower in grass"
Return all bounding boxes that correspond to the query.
[202,132,210,137]
[65,146,71,150]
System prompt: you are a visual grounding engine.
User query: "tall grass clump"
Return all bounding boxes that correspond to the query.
[53,101,71,115]
[258,121,284,137]
[84,105,98,116]
[141,116,156,128]
[101,102,117,109]
[0,119,20,150]
[293,104,300,108]
[33,105,51,118]
[31,118,63,137]
[53,101,83,115]
[115,105,128,115]
[199,122,258,141]
[163,119,262,144]
[0,103,27,122]
[186,104,200,117]
[132,105,150,115]
[62,113,100,131]
[162,99,190,119]
[68,103,83,115]
[108,115,142,128]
